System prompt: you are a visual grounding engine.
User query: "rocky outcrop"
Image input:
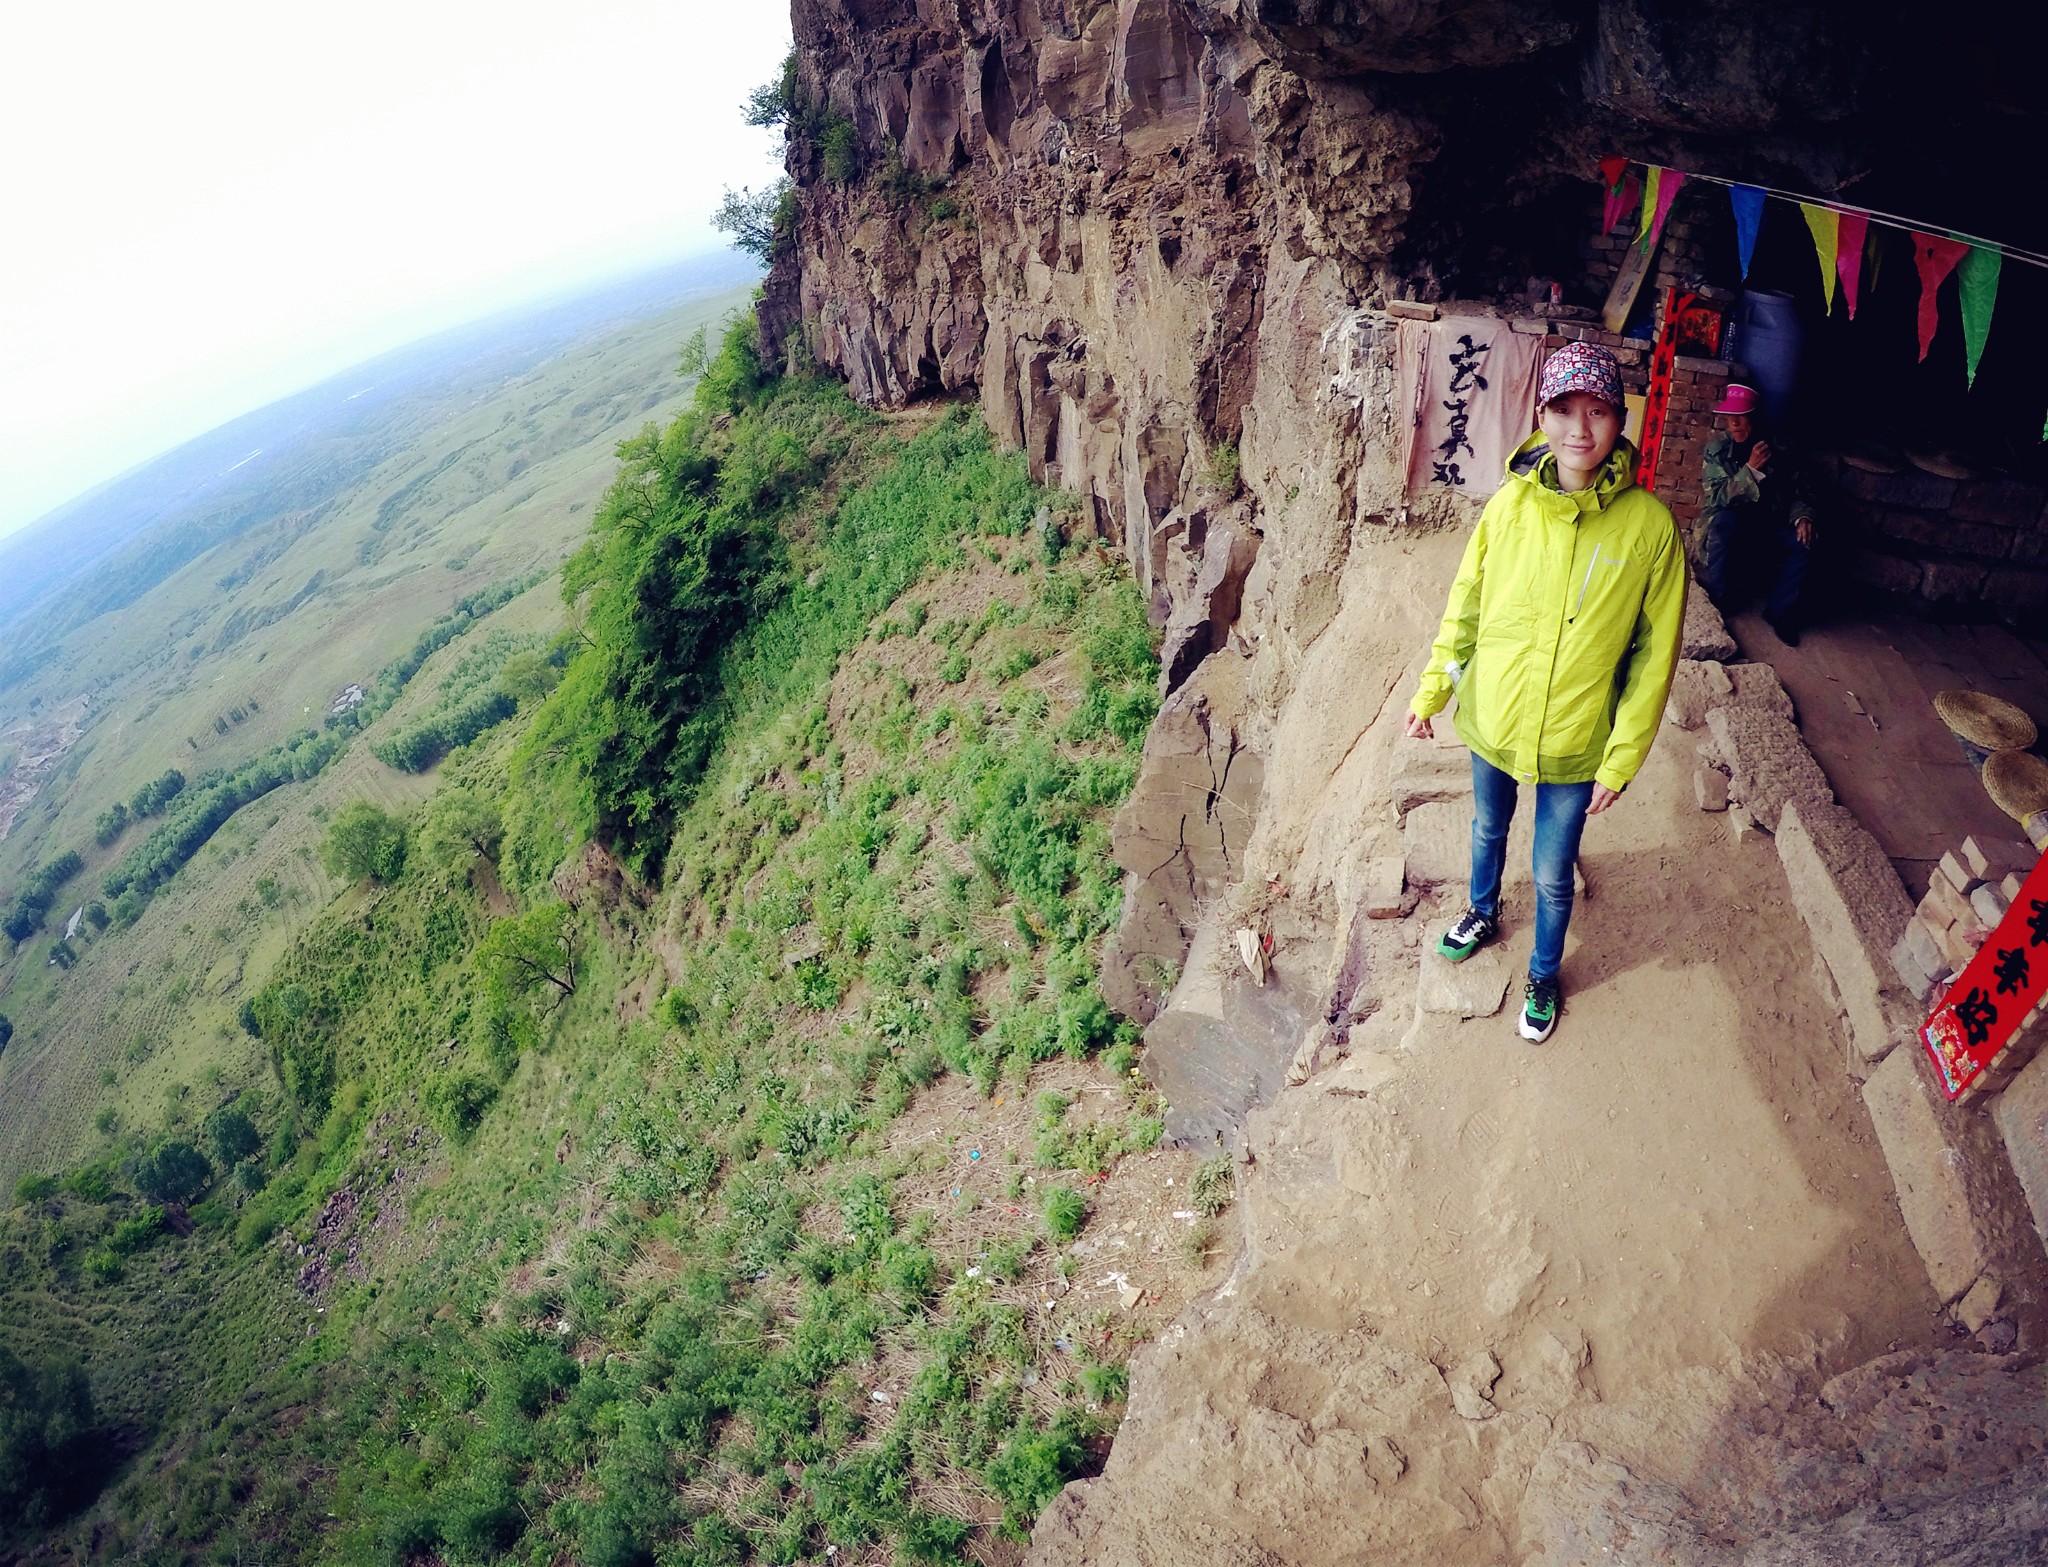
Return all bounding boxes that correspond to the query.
[773,4,2048,1560]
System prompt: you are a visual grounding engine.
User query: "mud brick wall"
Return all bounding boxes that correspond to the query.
[1812,461,2048,623]
[1580,183,1719,309]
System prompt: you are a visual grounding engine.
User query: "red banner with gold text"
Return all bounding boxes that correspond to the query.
[1923,853,2048,1100]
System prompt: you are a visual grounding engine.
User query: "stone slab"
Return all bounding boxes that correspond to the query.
[1776,801,1918,1063]
[1402,801,1469,889]
[1362,854,1407,920]
[1724,662,1795,722]
[1863,1045,2046,1306]
[1390,733,1472,819]
[1693,766,1728,812]
[1416,944,1513,1020]
[1665,658,1734,729]
[1681,582,1738,662]
[1888,921,1940,1002]
[1993,1047,2048,1255]
[1705,705,1833,831]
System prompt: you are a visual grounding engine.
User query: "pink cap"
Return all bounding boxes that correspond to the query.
[1712,383,1760,416]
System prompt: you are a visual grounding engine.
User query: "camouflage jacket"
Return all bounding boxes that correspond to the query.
[1701,430,1816,523]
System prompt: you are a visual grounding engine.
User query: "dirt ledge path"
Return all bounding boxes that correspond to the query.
[1031,532,2048,1565]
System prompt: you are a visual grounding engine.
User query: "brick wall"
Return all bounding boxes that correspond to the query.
[1815,459,2048,622]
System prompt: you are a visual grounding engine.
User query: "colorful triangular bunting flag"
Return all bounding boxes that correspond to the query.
[1956,242,2001,387]
[1911,233,1971,361]
[1728,185,1767,279]
[1836,211,1870,319]
[1639,168,1685,252]
[1598,156,1630,235]
[1800,204,1840,313]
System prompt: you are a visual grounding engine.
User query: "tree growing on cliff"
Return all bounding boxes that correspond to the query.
[420,789,502,882]
[714,179,796,261]
[742,49,798,129]
[321,801,408,885]
[476,903,577,1014]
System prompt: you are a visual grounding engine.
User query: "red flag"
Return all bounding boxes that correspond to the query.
[1598,156,1632,236]
[1912,233,1971,361]
[1835,212,1869,319]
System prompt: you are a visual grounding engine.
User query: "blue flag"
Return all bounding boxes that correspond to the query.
[1730,185,1767,279]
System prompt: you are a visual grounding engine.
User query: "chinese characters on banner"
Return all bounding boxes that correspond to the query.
[1395,317,1542,501]
[1922,852,2048,1100]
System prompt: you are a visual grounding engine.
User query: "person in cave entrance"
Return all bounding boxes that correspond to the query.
[1402,343,1688,1045]
[1698,383,1817,646]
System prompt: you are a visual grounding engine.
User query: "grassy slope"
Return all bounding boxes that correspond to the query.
[1,380,1234,1564]
[0,285,755,1188]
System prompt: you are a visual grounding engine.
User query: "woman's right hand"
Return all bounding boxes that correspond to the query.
[1404,711,1434,740]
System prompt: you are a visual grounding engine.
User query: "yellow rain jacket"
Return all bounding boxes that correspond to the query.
[1410,433,1687,793]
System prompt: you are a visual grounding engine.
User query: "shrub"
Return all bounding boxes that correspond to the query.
[1191,1155,1235,1217]
[820,117,859,183]
[1041,1185,1086,1243]
[984,1417,1085,1539]
[425,1071,499,1145]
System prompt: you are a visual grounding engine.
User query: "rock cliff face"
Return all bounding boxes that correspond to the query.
[768,4,2048,1559]
[763,0,1993,1017]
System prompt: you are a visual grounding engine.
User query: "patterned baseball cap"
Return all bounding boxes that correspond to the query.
[1538,342,1625,412]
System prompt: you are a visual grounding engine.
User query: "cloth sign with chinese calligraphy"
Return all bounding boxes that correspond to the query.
[1395,317,1542,501]
[1921,851,2048,1100]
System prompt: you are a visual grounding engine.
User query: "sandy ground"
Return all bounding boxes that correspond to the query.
[1023,530,2045,1564]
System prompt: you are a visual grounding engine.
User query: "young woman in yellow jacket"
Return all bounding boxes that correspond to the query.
[1404,343,1687,1042]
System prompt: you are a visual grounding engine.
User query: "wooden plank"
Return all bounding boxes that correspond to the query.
[1602,238,1658,335]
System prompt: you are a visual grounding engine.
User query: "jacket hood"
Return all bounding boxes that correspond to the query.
[1506,430,1641,508]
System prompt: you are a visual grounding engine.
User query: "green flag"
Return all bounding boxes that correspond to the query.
[1956,242,2001,387]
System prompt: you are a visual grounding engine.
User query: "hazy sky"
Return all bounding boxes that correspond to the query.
[0,2,791,537]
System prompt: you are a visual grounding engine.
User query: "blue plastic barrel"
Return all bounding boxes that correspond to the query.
[1737,290,1803,427]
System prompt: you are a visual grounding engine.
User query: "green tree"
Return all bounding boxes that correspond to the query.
[476,903,577,1014]
[742,48,798,128]
[0,1345,94,1524]
[132,1139,212,1204]
[0,1013,11,1050]
[713,179,796,262]
[498,650,559,705]
[203,1105,261,1168]
[421,789,503,881]
[321,801,408,884]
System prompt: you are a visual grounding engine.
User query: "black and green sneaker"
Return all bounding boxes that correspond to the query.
[1518,974,1561,1043]
[1435,907,1497,963]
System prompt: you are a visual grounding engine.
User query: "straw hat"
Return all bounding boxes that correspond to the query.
[1983,750,2048,827]
[1933,690,2038,753]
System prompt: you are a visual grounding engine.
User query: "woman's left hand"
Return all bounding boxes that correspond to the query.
[1587,785,1622,815]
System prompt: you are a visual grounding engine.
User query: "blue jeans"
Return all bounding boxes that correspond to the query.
[1468,751,1594,984]
[1701,506,1810,623]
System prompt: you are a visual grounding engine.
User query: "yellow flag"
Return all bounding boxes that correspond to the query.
[1638,167,1662,251]
[1801,204,1840,314]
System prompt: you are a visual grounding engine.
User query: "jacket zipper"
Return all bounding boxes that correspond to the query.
[1574,543,1602,618]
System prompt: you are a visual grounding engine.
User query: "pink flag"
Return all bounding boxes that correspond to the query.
[1836,211,1870,319]
[1912,232,1971,361]
[1639,168,1686,252]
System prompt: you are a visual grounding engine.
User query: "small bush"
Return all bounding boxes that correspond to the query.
[1041,1185,1086,1243]
[1191,1155,1235,1217]
[425,1071,499,1145]
[820,118,859,184]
